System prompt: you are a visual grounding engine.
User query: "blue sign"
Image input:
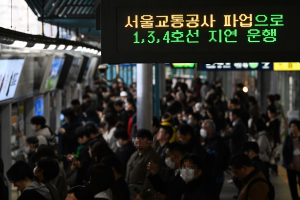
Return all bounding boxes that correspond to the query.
[35,97,44,116]
[201,62,273,70]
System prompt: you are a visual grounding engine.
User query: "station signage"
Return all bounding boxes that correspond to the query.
[201,62,273,70]
[274,63,300,71]
[172,63,195,68]
[101,0,300,63]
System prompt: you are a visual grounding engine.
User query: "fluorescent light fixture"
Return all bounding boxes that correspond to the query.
[57,45,65,50]
[93,50,98,54]
[75,46,82,51]
[87,48,93,53]
[97,51,101,56]
[66,45,73,50]
[10,41,27,48]
[82,47,87,52]
[47,44,56,50]
[31,43,45,49]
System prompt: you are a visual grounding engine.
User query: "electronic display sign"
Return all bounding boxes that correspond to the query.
[44,58,65,91]
[172,63,195,68]
[201,62,273,70]
[101,0,300,63]
[35,97,44,116]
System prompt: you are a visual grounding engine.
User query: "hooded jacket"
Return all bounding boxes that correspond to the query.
[34,127,52,146]
[18,181,51,200]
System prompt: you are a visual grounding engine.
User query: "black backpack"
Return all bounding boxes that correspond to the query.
[246,178,275,200]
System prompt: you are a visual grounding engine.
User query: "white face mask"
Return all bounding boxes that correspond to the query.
[25,146,30,154]
[116,141,122,148]
[200,129,207,138]
[165,157,175,169]
[31,124,36,131]
[180,168,195,183]
[187,119,193,126]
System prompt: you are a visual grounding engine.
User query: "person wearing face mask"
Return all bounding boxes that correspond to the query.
[114,128,136,173]
[30,116,54,147]
[147,142,186,200]
[34,157,60,200]
[180,154,217,200]
[283,120,300,200]
[188,113,201,139]
[165,95,182,116]
[156,126,174,182]
[6,161,51,200]
[201,119,229,200]
[25,137,39,170]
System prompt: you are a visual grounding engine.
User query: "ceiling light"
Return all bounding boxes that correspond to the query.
[10,41,27,48]
[243,87,248,93]
[93,50,98,54]
[75,46,82,51]
[31,43,45,49]
[47,44,56,50]
[57,45,65,50]
[66,45,73,50]
[82,47,87,52]
[97,51,101,56]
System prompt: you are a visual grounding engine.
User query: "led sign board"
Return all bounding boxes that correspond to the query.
[172,63,195,68]
[101,0,300,63]
[201,62,273,70]
[274,63,300,71]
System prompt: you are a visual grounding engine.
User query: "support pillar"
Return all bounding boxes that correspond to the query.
[44,92,50,125]
[25,97,34,137]
[137,64,153,130]
[1,104,12,200]
[154,64,160,118]
[55,90,62,129]
[66,85,71,108]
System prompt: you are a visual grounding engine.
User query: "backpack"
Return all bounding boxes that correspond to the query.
[45,126,59,153]
[221,142,231,171]
[246,178,275,200]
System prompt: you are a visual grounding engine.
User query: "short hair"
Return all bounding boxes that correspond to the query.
[114,128,128,140]
[133,129,153,141]
[82,94,90,100]
[152,117,160,128]
[191,113,201,122]
[114,100,123,107]
[71,99,80,106]
[267,95,275,104]
[31,116,46,126]
[75,127,91,139]
[91,141,115,164]
[7,161,35,183]
[180,154,204,170]
[32,145,57,163]
[127,100,136,110]
[230,98,240,106]
[289,120,300,130]
[204,99,214,107]
[241,142,259,154]
[248,96,257,105]
[166,95,175,102]
[178,124,194,136]
[236,83,244,88]
[101,155,123,175]
[37,157,59,181]
[160,126,173,140]
[183,107,193,115]
[26,137,39,147]
[168,142,185,156]
[85,123,99,135]
[230,109,241,118]
[204,119,216,132]
[254,118,266,132]
[267,105,277,115]
[187,97,198,104]
[67,186,94,200]
[229,153,252,169]
[274,94,280,101]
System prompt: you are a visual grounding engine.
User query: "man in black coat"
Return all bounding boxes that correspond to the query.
[223,109,248,155]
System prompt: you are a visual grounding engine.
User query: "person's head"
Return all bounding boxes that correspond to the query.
[157,126,173,143]
[267,105,277,119]
[75,127,91,144]
[215,81,222,88]
[34,157,59,182]
[177,113,183,123]
[30,116,46,131]
[188,113,201,127]
[114,100,123,111]
[71,99,81,112]
[152,117,160,134]
[204,99,213,109]
[166,142,185,170]
[200,119,216,139]
[230,98,240,109]
[91,141,114,163]
[177,78,182,83]
[229,153,254,180]
[289,120,300,138]
[267,95,275,105]
[101,155,123,179]
[274,94,280,102]
[176,91,184,101]
[236,83,244,91]
[31,145,57,163]
[193,102,202,113]
[6,161,35,191]
[180,154,204,183]
[132,129,153,152]
[85,123,99,139]
[61,108,77,123]
[241,142,259,160]
[187,97,197,107]
[126,100,136,113]
[25,137,39,153]
[253,118,266,133]
[166,95,175,106]
[114,128,129,146]
[66,186,94,200]
[248,96,257,106]
[229,109,241,122]
[120,91,127,102]
[177,124,194,144]
[82,94,90,103]
[234,92,243,102]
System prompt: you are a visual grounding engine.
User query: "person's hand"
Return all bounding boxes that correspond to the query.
[227,127,232,133]
[147,160,159,175]
[135,194,144,200]
[201,142,205,146]
[66,154,74,162]
[155,192,166,200]
[266,122,270,127]
[59,128,66,134]
[289,163,295,170]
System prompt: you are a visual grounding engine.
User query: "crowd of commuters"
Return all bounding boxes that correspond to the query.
[0,76,298,200]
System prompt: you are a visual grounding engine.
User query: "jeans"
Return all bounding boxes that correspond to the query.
[287,169,300,200]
